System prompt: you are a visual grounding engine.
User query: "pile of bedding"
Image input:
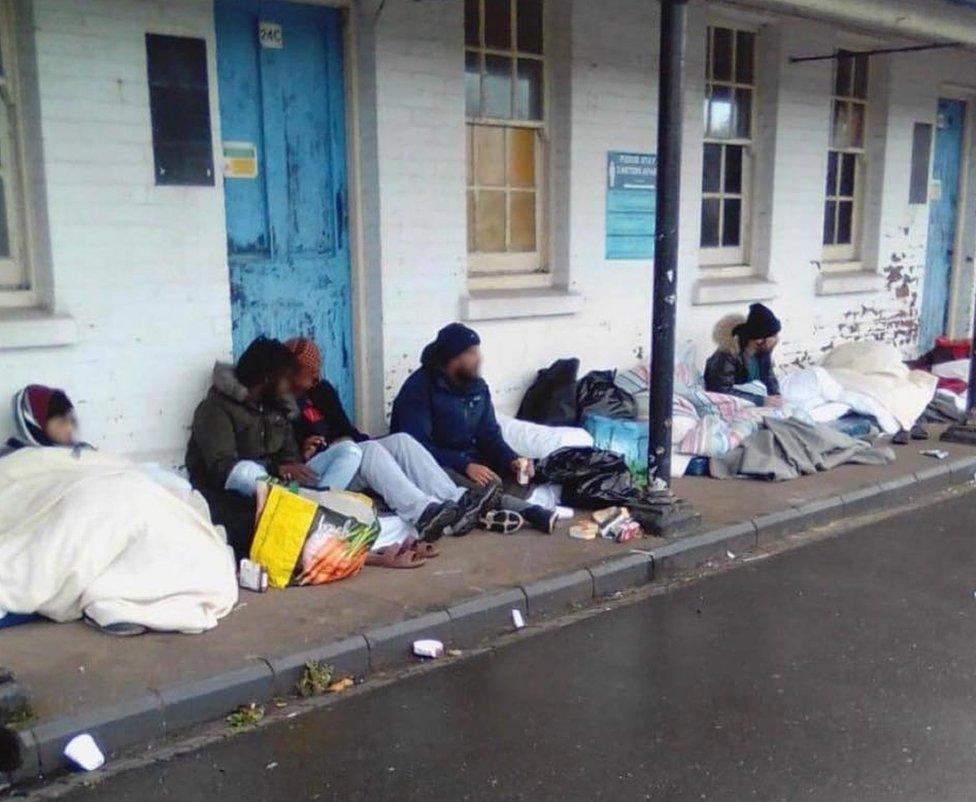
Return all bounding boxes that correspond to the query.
[0,447,238,633]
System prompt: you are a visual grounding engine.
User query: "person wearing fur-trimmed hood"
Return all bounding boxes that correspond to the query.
[703,303,783,407]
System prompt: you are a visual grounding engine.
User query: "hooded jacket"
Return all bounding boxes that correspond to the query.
[389,342,518,475]
[703,314,781,405]
[185,362,302,491]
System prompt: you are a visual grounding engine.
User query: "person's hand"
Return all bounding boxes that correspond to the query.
[301,436,326,461]
[277,462,318,485]
[465,463,500,486]
[510,458,535,480]
[764,395,783,409]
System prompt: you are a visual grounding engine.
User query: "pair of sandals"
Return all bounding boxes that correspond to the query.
[367,508,526,568]
[366,536,441,569]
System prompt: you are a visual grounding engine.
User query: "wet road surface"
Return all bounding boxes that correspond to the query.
[44,491,976,801]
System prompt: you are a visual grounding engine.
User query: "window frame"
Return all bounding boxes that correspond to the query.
[822,48,869,264]
[700,23,757,269]
[465,0,548,282]
[0,0,33,301]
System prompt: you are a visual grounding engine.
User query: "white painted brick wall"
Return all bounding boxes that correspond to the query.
[371,0,976,416]
[0,0,231,457]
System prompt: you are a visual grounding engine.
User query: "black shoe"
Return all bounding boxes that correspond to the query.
[910,423,930,441]
[416,502,460,543]
[891,429,910,445]
[522,505,558,535]
[446,482,502,537]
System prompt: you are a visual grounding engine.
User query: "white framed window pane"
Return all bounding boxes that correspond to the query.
[852,53,869,99]
[835,51,853,96]
[509,191,536,251]
[839,152,856,197]
[831,100,848,149]
[483,55,513,119]
[708,85,733,139]
[724,145,742,194]
[734,87,751,139]
[837,200,854,244]
[476,189,506,251]
[465,51,481,117]
[702,143,722,192]
[484,0,512,49]
[825,150,838,195]
[823,200,836,244]
[507,127,535,188]
[722,198,741,246]
[701,198,721,247]
[848,102,865,149]
[473,124,506,186]
[712,27,732,81]
[735,31,754,83]
[516,0,543,54]
[465,0,479,46]
[515,58,542,120]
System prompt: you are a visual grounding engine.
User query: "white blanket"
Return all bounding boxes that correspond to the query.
[820,342,937,432]
[497,414,593,459]
[0,448,238,633]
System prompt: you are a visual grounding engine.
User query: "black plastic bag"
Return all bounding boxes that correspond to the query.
[537,447,637,509]
[576,370,637,421]
[516,358,580,426]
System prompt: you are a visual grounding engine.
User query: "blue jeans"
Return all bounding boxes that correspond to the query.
[306,440,363,490]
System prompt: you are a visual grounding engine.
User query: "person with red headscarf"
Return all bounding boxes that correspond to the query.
[2,385,82,457]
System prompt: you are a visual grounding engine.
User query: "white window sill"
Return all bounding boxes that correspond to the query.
[815,268,884,296]
[692,276,778,306]
[461,287,583,322]
[0,308,77,350]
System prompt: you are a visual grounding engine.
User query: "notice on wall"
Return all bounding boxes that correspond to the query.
[259,21,283,49]
[222,141,258,179]
[605,152,656,260]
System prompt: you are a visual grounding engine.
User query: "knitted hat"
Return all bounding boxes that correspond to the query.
[284,338,322,383]
[421,323,480,367]
[735,303,781,341]
[13,385,74,447]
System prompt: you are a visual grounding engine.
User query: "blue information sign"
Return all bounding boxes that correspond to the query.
[605,151,656,260]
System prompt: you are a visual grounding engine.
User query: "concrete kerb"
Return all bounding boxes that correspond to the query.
[12,452,976,783]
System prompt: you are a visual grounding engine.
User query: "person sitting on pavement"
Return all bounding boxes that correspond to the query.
[185,336,322,558]
[704,302,783,407]
[390,323,558,534]
[284,337,501,543]
[1,385,86,458]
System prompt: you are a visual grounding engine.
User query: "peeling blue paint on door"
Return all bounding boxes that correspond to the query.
[215,0,354,410]
[920,98,965,353]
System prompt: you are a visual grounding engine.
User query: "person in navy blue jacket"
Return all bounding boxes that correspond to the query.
[391,323,557,534]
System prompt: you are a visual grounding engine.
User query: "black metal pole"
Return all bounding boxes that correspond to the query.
[648,0,686,486]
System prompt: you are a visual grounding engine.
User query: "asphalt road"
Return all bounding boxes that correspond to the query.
[42,491,976,801]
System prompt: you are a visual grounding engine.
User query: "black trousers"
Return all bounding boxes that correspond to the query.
[199,488,257,560]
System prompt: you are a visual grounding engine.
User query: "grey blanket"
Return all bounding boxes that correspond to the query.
[710,417,895,482]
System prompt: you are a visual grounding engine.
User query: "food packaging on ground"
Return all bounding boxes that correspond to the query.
[570,522,599,540]
[412,639,444,659]
[238,558,268,593]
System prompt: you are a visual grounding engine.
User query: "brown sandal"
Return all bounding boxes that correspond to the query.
[366,546,427,569]
[410,540,440,559]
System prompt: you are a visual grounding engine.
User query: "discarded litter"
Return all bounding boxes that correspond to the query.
[726,550,736,560]
[412,639,444,659]
[64,734,105,772]
[328,678,354,694]
[266,762,278,771]
[447,648,463,657]
[511,609,525,630]
[238,558,269,593]
[569,522,598,540]
[921,449,949,460]
[591,506,644,543]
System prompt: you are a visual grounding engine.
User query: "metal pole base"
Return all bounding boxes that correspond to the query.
[633,486,701,538]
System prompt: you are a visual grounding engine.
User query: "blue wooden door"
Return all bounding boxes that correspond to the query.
[215,0,354,409]
[920,98,966,352]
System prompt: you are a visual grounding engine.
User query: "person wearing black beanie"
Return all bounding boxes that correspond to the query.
[704,303,783,406]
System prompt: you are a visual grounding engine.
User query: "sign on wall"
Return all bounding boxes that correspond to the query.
[605,151,656,260]
[222,141,258,179]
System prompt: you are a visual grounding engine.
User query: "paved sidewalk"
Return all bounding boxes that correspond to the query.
[4,431,976,781]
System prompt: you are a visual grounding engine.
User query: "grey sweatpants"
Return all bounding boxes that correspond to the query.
[349,433,465,524]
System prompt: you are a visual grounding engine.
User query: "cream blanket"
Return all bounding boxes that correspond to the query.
[820,342,938,432]
[0,448,238,633]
